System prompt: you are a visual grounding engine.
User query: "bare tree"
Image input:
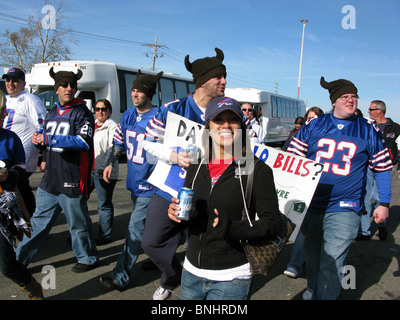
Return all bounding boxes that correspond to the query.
[0,0,76,72]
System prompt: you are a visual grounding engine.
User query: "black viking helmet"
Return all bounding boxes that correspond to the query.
[184,48,226,88]
[320,76,358,103]
[49,66,83,90]
[132,69,163,99]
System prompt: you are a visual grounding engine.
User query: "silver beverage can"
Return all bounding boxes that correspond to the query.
[186,144,199,161]
[177,187,194,220]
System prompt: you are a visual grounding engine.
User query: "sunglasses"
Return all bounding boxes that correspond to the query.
[95,107,109,112]
[59,82,77,89]
[241,108,253,112]
[368,108,379,112]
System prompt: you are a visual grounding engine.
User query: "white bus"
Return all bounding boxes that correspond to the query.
[225,87,306,145]
[26,60,195,122]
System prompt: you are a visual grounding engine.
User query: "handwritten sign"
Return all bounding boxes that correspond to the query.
[147,112,204,198]
[252,143,323,239]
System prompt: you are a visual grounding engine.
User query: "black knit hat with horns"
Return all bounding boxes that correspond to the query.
[49,67,83,91]
[132,70,163,99]
[185,48,226,88]
[320,76,358,104]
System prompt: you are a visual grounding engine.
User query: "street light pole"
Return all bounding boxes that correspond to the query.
[297,19,308,99]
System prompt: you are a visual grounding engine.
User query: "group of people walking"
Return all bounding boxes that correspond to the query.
[0,46,398,301]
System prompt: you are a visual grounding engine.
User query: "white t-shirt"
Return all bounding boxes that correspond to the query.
[4,91,47,172]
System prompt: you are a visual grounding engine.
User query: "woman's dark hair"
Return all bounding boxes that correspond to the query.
[295,116,304,126]
[304,106,324,120]
[95,98,112,114]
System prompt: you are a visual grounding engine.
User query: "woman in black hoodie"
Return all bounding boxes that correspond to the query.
[168,96,280,300]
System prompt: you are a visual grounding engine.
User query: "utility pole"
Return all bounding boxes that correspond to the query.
[145,35,165,71]
[275,80,278,94]
[297,19,308,99]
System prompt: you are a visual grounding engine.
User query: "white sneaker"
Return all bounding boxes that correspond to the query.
[152,286,172,300]
[283,267,299,278]
[302,289,313,300]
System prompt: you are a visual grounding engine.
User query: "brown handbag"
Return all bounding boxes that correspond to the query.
[240,160,296,276]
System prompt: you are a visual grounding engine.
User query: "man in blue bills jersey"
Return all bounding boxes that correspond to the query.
[287,77,392,300]
[141,48,229,300]
[99,70,163,290]
[16,67,99,273]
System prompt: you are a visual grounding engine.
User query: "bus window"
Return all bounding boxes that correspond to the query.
[283,99,288,118]
[277,97,283,118]
[151,82,160,107]
[253,104,261,122]
[78,91,96,113]
[160,78,174,106]
[297,101,302,117]
[188,83,196,94]
[124,73,136,110]
[175,80,188,99]
[290,100,294,118]
[271,95,277,118]
[37,90,58,111]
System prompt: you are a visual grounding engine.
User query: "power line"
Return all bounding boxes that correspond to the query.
[0,11,147,47]
[144,36,165,71]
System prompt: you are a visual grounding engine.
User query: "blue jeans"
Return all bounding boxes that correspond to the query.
[302,210,361,300]
[16,187,99,266]
[286,229,305,274]
[360,168,385,236]
[0,233,32,287]
[94,177,117,241]
[180,268,253,300]
[141,194,182,290]
[110,195,152,288]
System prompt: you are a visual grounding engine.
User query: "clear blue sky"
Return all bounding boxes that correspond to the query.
[1,0,399,122]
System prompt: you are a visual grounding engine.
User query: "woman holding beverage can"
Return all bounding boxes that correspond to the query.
[168,96,280,300]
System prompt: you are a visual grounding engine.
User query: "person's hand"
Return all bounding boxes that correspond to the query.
[168,197,182,223]
[212,208,219,228]
[170,151,192,168]
[372,206,389,224]
[31,131,44,146]
[103,164,113,183]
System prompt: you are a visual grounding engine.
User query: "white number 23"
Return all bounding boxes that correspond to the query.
[315,138,357,176]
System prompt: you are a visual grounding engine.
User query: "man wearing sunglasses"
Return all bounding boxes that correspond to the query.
[2,68,47,217]
[359,100,400,241]
[241,102,264,144]
[16,67,99,274]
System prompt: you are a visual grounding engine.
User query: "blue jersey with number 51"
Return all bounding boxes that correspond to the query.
[113,106,158,197]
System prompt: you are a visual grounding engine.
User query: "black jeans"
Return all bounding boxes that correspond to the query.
[0,233,32,287]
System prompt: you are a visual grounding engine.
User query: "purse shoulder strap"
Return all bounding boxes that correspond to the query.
[240,159,258,224]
